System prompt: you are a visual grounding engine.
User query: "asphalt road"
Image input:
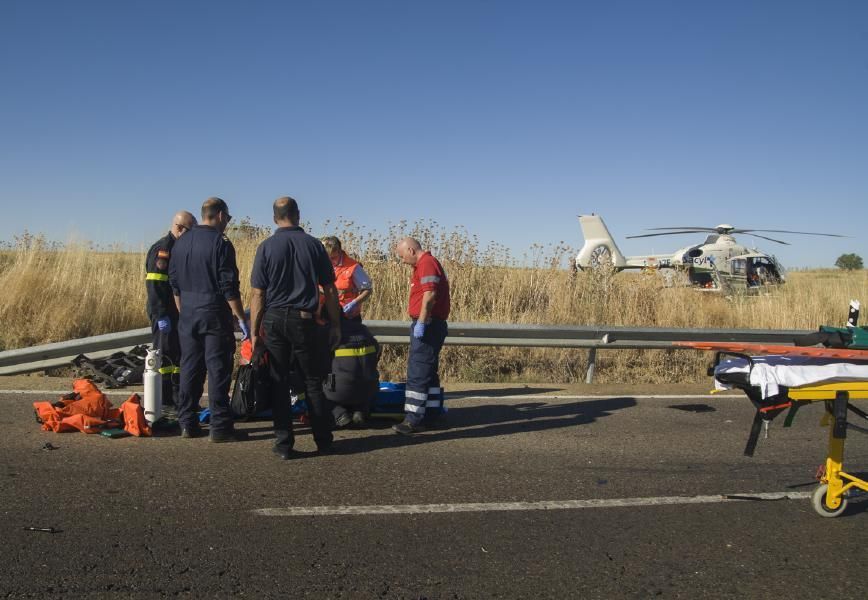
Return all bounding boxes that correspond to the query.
[1,380,866,599]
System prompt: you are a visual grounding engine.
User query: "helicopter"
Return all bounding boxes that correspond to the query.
[575,214,846,293]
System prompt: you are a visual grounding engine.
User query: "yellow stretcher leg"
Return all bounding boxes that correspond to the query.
[820,429,847,513]
[787,384,868,518]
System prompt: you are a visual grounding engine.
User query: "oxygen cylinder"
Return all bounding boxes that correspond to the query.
[143,348,163,425]
[846,299,860,328]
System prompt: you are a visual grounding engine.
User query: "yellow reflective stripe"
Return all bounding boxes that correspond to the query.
[158,366,180,375]
[334,345,376,357]
[146,273,169,281]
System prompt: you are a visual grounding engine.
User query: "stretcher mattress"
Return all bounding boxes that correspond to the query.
[714,355,868,399]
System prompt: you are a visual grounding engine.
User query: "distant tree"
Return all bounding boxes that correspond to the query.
[835,253,864,270]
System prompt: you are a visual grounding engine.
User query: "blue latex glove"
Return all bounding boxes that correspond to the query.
[238,318,250,341]
[342,300,358,315]
[157,317,171,333]
[412,321,426,339]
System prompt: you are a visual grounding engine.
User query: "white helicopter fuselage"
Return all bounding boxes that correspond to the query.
[575,215,787,291]
[672,234,744,271]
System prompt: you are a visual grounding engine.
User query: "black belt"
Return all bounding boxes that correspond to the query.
[269,306,314,319]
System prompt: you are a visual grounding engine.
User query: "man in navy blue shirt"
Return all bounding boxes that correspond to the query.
[145,210,196,408]
[249,196,341,459]
[169,197,250,442]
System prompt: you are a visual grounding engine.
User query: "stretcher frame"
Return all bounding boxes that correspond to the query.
[711,351,868,518]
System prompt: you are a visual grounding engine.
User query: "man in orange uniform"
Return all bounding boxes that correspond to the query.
[393,237,450,435]
[319,236,375,427]
[320,236,373,321]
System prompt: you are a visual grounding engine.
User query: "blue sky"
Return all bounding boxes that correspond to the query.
[1,0,866,268]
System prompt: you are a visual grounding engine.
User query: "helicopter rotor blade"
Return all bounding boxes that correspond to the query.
[627,224,847,243]
[626,231,713,239]
[737,229,847,238]
[739,233,791,245]
[643,227,718,232]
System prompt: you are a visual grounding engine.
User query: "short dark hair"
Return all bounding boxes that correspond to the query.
[274,196,300,221]
[202,197,228,220]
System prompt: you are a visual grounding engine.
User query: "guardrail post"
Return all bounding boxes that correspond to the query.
[585,347,597,384]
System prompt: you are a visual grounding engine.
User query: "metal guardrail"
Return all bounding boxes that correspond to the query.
[0,320,810,381]
[0,328,153,377]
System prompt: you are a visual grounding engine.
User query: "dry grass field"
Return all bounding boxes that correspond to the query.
[1,225,865,384]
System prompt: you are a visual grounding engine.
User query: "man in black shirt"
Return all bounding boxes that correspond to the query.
[250,196,341,459]
[145,210,196,408]
[169,197,250,442]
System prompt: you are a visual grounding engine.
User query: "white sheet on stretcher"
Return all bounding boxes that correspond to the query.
[714,355,868,399]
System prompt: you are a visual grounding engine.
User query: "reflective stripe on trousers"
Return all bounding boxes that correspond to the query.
[404,387,444,413]
[404,388,427,414]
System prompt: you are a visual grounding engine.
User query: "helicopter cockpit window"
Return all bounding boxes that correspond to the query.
[703,234,720,245]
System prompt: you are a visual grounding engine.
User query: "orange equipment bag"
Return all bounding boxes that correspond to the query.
[33,379,123,434]
[119,394,151,437]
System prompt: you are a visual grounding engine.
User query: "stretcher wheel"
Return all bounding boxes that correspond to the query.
[811,484,848,518]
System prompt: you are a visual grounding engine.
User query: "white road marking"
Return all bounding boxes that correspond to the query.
[254,491,813,517]
[4,386,807,516]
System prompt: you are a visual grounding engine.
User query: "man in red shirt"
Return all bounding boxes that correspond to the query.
[393,237,450,435]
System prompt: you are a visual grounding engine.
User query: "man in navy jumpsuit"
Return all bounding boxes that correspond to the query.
[145,210,196,407]
[393,237,450,435]
[249,196,342,459]
[169,197,250,442]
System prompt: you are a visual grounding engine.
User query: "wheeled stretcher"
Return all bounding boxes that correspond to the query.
[711,351,868,518]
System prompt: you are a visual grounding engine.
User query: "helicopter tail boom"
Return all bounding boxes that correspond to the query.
[577,215,680,271]
[576,215,630,270]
